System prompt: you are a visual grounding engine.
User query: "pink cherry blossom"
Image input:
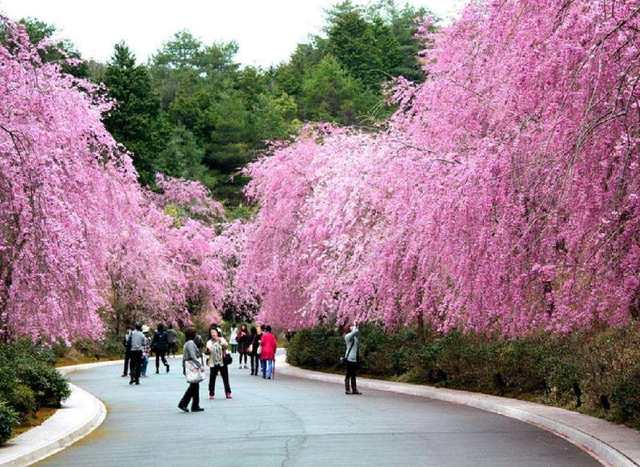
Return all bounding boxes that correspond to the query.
[241,0,640,336]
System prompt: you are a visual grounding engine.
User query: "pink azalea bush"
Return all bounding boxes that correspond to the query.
[242,0,640,336]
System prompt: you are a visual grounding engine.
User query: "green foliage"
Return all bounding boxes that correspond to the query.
[103,43,168,185]
[288,324,640,430]
[273,0,429,128]
[10,385,37,418]
[301,55,382,125]
[15,18,89,77]
[71,335,122,361]
[0,341,71,444]
[287,326,343,369]
[11,1,433,207]
[14,361,70,408]
[0,402,18,445]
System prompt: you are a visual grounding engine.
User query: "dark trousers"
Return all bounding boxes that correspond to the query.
[156,350,169,371]
[250,354,260,374]
[238,352,247,365]
[208,365,231,395]
[345,361,358,392]
[123,349,131,375]
[179,383,201,409]
[130,350,143,383]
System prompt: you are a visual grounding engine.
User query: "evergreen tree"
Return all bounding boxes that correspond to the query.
[103,43,166,185]
[301,55,379,125]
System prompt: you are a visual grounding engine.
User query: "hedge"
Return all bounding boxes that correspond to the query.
[287,323,640,430]
[0,340,71,445]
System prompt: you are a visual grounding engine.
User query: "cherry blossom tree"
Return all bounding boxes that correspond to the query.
[241,0,640,335]
[0,18,231,342]
[0,18,144,342]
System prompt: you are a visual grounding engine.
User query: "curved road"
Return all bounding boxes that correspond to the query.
[40,358,599,467]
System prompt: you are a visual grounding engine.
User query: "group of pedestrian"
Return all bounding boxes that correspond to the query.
[124,319,360,406]
[177,323,279,412]
[122,322,179,385]
[228,324,278,378]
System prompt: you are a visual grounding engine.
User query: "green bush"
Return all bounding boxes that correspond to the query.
[15,361,70,408]
[287,325,342,369]
[0,401,18,445]
[0,368,35,420]
[611,368,640,428]
[11,384,37,418]
[286,323,640,430]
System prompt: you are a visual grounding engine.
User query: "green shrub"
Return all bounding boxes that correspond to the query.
[0,401,18,445]
[287,325,342,369]
[11,384,37,418]
[15,360,70,408]
[286,323,640,430]
[0,368,35,420]
[611,368,640,429]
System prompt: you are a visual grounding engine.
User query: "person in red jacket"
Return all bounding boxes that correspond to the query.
[259,325,277,379]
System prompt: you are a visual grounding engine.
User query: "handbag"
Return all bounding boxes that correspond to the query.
[185,360,205,383]
[223,351,232,366]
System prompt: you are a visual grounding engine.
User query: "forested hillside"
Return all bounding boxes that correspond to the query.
[13,1,430,210]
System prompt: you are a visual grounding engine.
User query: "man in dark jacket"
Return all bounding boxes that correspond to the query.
[152,323,170,374]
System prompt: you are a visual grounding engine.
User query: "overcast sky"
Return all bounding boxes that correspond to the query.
[0,0,464,67]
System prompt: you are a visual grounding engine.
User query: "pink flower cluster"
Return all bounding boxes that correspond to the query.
[154,173,225,221]
[241,0,640,336]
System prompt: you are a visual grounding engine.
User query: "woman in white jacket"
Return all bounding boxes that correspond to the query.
[206,329,232,399]
[229,325,238,354]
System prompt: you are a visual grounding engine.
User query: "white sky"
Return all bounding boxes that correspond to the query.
[0,0,464,67]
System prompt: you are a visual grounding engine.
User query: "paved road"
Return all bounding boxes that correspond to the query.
[40,357,599,467]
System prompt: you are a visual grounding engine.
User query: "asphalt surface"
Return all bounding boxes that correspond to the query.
[39,356,599,467]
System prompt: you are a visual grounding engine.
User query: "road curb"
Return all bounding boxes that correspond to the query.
[0,361,118,466]
[275,355,640,467]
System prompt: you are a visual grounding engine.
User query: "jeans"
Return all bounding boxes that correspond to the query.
[129,350,143,383]
[239,352,247,365]
[261,359,274,379]
[141,356,148,377]
[209,365,231,395]
[179,382,201,410]
[250,354,260,374]
[231,344,238,353]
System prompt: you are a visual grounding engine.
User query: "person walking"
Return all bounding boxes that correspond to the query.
[152,323,170,374]
[179,328,205,412]
[206,329,232,399]
[249,326,261,376]
[259,325,277,379]
[229,324,238,354]
[121,325,133,378]
[128,323,146,385]
[237,324,250,369]
[166,323,178,358]
[344,322,361,395]
[141,325,151,377]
